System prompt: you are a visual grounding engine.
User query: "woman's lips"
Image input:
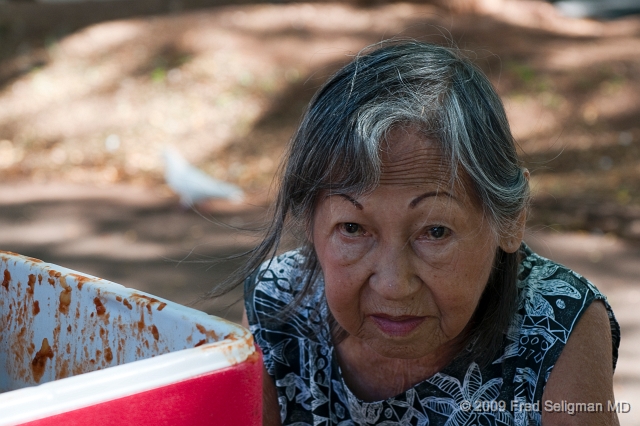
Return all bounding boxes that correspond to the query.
[370,314,426,337]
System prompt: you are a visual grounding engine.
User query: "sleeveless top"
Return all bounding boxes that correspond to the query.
[244,244,620,426]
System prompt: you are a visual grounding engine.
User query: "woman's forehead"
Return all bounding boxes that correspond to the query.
[378,127,452,188]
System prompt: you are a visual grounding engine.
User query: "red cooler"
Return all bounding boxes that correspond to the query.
[0,251,261,425]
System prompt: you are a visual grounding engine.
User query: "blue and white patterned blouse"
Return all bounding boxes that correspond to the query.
[245,244,620,426]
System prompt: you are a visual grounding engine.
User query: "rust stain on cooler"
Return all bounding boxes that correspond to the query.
[137,310,145,332]
[56,359,70,380]
[26,274,36,295]
[58,275,72,314]
[32,300,40,315]
[94,297,106,316]
[129,293,167,313]
[53,324,61,348]
[149,325,159,341]
[2,269,10,290]
[0,251,32,269]
[104,347,113,363]
[244,348,261,365]
[196,333,256,367]
[70,273,95,290]
[195,323,220,341]
[31,337,54,383]
[7,273,39,386]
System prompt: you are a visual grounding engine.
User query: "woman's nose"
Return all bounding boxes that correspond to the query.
[368,245,421,301]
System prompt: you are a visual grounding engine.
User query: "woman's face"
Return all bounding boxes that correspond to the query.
[313,127,504,360]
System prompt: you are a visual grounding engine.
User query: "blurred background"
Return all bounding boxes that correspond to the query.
[0,0,639,422]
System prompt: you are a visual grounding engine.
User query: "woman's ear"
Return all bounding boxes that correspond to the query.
[499,169,529,253]
[499,209,527,253]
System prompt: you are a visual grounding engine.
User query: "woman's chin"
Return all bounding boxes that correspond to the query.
[362,328,442,360]
[365,339,433,359]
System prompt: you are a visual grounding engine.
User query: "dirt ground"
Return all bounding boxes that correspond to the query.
[1,0,639,234]
[0,0,639,423]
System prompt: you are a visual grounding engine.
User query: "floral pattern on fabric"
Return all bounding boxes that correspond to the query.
[244,245,620,426]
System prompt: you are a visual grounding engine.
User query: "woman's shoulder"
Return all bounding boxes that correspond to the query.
[516,244,617,333]
[492,243,620,407]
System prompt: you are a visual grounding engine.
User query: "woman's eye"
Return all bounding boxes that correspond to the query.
[339,223,365,236]
[422,226,451,240]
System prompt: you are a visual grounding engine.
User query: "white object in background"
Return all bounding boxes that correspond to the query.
[163,147,244,207]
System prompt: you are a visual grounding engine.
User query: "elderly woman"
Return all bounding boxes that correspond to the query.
[239,41,620,426]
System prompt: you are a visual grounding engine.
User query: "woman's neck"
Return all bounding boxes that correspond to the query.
[334,334,462,402]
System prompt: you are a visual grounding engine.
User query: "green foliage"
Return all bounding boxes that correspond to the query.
[507,61,535,84]
[506,60,552,93]
[151,66,167,83]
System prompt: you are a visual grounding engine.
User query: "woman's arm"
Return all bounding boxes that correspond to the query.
[242,308,282,426]
[541,301,619,425]
[261,365,283,426]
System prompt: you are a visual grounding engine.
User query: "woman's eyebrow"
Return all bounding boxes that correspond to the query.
[330,193,363,210]
[409,191,456,208]
[329,191,456,210]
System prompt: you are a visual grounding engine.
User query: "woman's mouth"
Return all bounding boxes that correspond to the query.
[370,314,426,337]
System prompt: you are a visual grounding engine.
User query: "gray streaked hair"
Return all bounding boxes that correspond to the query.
[221,40,530,365]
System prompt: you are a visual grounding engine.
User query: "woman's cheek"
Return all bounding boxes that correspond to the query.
[320,235,370,329]
[323,261,362,322]
[411,236,457,269]
[325,232,371,266]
